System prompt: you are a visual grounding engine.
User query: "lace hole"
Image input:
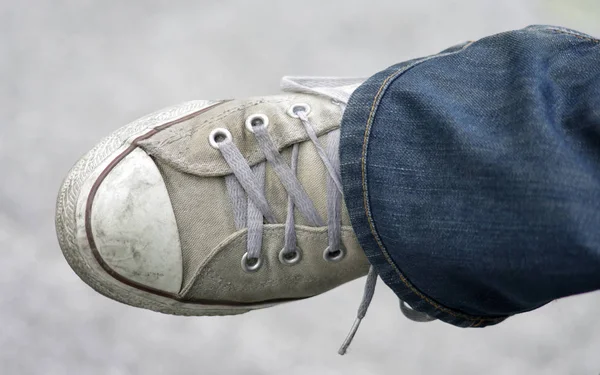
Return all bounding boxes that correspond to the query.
[245,114,269,133]
[241,252,263,272]
[323,245,345,262]
[287,103,311,118]
[278,248,302,265]
[209,128,232,149]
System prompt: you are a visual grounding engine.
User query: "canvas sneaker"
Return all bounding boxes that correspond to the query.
[55,76,372,308]
[56,76,434,354]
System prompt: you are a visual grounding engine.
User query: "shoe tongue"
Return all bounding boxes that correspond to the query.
[280,76,365,105]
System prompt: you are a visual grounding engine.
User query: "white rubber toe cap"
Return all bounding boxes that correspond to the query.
[90,147,183,294]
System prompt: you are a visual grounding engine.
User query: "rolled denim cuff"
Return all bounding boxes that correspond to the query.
[340,53,507,327]
[340,25,600,327]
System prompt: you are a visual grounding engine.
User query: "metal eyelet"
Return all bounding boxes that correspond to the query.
[323,245,346,262]
[241,252,262,272]
[245,114,269,133]
[399,300,436,322]
[278,248,302,266]
[208,128,232,149]
[287,103,311,118]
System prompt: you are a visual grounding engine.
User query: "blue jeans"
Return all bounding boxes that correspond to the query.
[341,25,600,327]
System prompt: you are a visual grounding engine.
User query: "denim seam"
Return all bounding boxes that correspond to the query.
[360,43,505,323]
[544,27,600,44]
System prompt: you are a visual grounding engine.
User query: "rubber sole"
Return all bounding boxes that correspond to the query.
[55,100,259,316]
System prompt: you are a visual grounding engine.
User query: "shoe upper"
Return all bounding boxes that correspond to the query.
[89,78,371,305]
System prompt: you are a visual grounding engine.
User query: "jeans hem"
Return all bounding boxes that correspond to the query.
[340,50,509,328]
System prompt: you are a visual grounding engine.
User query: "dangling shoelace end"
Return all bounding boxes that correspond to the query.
[337,265,378,355]
[338,317,363,355]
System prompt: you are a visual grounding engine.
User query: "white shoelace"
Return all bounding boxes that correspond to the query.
[211,77,434,354]
[210,102,378,354]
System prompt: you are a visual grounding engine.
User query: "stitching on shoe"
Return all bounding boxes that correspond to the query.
[359,45,505,323]
[145,98,291,148]
[140,96,342,176]
[180,226,356,297]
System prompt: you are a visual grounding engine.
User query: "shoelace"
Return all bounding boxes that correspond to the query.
[210,100,434,355]
[211,105,342,263]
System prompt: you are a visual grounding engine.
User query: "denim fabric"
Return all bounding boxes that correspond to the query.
[340,26,600,327]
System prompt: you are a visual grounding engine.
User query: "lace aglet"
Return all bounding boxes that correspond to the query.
[338,317,363,355]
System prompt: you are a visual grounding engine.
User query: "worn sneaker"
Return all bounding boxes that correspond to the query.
[55,77,375,318]
[56,76,437,354]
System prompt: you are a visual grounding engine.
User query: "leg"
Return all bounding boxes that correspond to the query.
[341,25,600,327]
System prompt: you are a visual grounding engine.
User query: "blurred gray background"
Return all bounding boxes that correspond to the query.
[2,1,600,374]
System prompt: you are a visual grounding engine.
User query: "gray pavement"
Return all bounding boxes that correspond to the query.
[2,1,599,374]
